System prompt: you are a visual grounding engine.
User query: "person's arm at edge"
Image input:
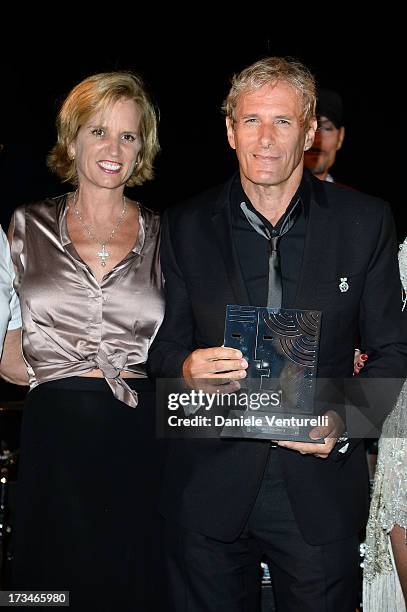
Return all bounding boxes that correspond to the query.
[0,215,29,385]
[0,327,28,385]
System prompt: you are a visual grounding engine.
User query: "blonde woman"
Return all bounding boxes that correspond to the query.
[8,72,165,610]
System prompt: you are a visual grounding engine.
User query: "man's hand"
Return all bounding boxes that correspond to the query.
[182,346,248,392]
[275,410,345,459]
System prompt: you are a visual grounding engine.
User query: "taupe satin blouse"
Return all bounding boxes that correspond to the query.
[11,195,164,407]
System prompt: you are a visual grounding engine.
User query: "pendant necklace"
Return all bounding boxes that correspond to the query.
[72,190,127,267]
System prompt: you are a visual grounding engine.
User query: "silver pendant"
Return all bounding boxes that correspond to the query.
[339,277,349,292]
[97,244,110,267]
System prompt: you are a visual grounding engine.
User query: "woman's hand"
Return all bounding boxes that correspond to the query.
[353,349,368,375]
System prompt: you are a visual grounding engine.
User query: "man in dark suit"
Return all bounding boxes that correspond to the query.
[148,57,407,611]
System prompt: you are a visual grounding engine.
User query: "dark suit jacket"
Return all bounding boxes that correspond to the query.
[148,171,407,545]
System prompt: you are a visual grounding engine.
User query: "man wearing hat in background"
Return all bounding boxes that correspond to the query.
[304,88,345,182]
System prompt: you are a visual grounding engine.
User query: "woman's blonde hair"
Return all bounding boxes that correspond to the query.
[47,71,160,187]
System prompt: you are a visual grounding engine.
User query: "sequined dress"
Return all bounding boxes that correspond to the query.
[363,237,407,611]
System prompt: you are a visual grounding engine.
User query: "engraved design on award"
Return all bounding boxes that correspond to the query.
[221,305,323,442]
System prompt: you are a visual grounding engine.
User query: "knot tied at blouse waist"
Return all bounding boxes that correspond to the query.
[87,350,139,408]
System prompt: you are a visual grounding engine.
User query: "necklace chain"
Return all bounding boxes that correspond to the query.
[72,190,127,267]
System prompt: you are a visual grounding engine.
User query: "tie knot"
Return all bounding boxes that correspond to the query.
[240,199,301,244]
[270,236,279,252]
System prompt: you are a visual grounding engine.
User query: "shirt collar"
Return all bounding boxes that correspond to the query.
[58,193,145,255]
[231,172,310,230]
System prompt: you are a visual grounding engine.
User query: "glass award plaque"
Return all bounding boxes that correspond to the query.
[221,305,323,442]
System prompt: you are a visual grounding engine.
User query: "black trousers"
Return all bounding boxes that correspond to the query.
[165,449,359,612]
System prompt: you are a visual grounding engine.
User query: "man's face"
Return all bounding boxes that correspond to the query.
[304,116,345,179]
[226,81,316,189]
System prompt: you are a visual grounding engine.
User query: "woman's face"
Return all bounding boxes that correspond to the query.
[70,97,142,191]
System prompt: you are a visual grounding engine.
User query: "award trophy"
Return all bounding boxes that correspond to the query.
[221,305,323,442]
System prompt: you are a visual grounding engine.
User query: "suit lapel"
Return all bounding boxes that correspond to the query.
[294,174,331,308]
[210,178,250,305]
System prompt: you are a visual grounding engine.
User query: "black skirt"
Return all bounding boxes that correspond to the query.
[11,377,167,611]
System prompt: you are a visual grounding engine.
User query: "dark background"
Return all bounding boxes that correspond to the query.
[0,29,401,601]
[0,30,403,236]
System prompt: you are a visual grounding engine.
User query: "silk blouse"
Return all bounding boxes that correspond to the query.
[11,194,164,407]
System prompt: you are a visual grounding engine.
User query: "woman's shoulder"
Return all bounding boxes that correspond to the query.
[132,201,161,235]
[137,201,160,220]
[13,194,68,219]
